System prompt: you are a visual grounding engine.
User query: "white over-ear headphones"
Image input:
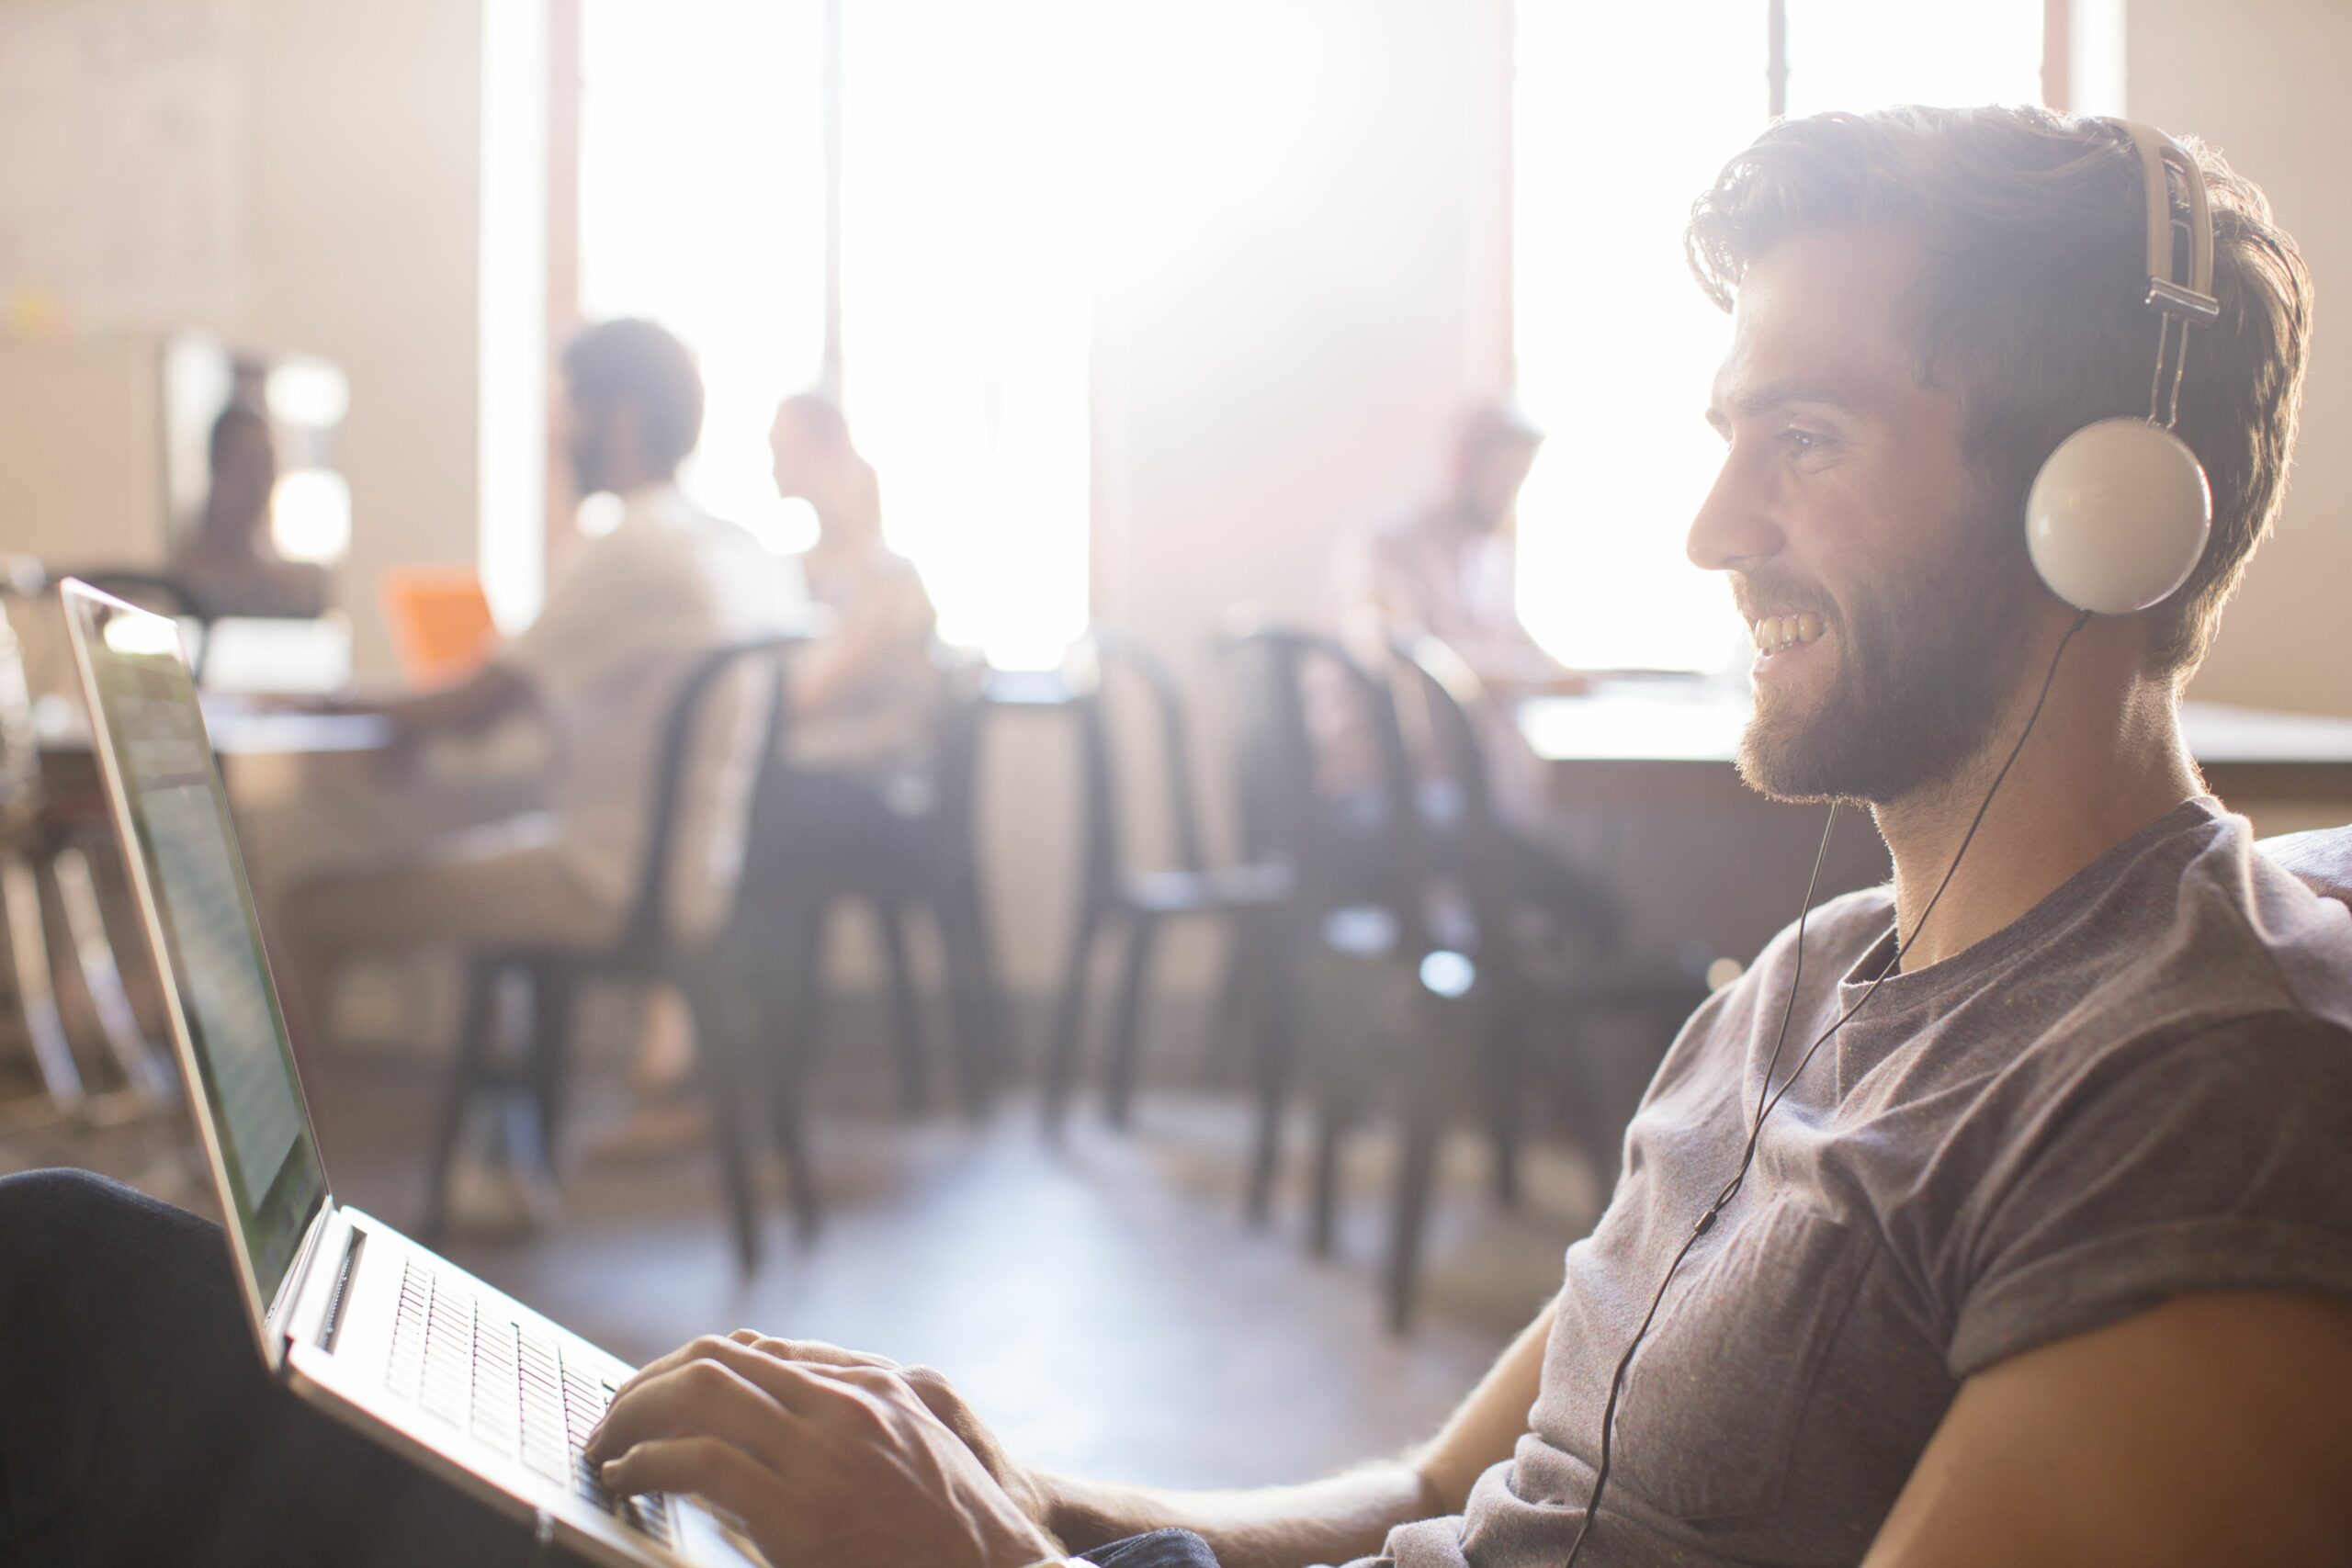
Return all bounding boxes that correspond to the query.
[2024,120,2220,616]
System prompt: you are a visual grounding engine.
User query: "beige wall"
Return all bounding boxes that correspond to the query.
[0,0,482,675]
[2135,0,2352,719]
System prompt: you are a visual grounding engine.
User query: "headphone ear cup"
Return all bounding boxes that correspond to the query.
[2025,418,2212,615]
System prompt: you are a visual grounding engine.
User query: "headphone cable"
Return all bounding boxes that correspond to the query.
[1559,607,2091,1565]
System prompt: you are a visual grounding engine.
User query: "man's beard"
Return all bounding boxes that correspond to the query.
[1736,519,2039,806]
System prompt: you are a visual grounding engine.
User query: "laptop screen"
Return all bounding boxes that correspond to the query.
[64,586,326,1316]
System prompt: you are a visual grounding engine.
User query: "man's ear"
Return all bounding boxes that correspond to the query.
[605,401,648,475]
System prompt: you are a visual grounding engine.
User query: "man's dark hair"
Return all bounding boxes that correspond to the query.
[562,318,706,474]
[1685,105,2312,683]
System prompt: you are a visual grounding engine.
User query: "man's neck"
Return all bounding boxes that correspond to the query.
[1871,626,2203,973]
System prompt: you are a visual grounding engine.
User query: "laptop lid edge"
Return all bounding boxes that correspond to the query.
[59,577,334,1373]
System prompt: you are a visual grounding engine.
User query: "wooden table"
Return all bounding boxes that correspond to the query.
[1519,677,2352,815]
[36,697,398,806]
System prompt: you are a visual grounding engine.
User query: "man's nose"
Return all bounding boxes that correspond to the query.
[1686,447,1782,573]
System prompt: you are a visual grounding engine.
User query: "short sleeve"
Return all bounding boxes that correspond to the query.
[498,530,662,700]
[1946,1011,2352,1379]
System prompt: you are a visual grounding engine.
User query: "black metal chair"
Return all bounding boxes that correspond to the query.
[1366,630,1713,1330]
[763,649,1011,1121]
[421,634,819,1272]
[0,587,177,1134]
[1040,629,1292,1134]
[1215,614,1430,1230]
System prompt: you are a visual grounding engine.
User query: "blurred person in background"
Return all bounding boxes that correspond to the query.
[171,400,332,620]
[585,389,941,1155]
[1339,401,1578,697]
[248,320,794,1212]
[769,390,940,771]
[1324,401,1621,950]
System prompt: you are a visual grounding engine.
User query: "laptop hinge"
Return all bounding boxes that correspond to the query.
[316,1225,366,1352]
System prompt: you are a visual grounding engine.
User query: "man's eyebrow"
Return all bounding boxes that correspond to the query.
[1704,378,1858,426]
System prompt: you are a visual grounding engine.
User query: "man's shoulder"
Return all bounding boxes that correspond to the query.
[2107,805,2352,1030]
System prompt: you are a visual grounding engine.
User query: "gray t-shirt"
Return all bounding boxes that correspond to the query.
[1361,798,2352,1567]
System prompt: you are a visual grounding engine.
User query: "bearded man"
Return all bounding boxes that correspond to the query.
[6,106,2351,1568]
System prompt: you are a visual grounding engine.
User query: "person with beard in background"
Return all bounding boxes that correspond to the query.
[6,108,2352,1568]
[246,321,793,1140]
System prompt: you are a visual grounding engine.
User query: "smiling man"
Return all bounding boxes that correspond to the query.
[576,107,2352,1568]
[6,105,2352,1568]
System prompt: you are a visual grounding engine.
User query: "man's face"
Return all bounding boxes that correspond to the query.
[561,390,614,498]
[1690,226,2041,805]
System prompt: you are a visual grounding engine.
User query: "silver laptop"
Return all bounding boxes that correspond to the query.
[60,579,762,1568]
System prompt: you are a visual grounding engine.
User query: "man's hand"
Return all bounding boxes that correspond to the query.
[583,1334,1062,1568]
[721,1331,1058,1533]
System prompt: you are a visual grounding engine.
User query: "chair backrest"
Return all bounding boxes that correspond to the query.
[1216,609,1421,919]
[1383,629,1523,928]
[926,644,991,854]
[619,634,800,956]
[1385,629,1497,835]
[1064,627,1215,903]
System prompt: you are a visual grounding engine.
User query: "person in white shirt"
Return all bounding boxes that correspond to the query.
[263,319,794,1043]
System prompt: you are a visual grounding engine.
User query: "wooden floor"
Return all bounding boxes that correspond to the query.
[2,1049,1607,1493]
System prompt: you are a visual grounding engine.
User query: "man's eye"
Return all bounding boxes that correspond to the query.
[1782,428,1830,454]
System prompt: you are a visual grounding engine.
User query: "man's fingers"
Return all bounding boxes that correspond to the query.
[585,1356,800,1473]
[741,1335,900,1372]
[607,1333,765,1406]
[890,1363,976,1434]
[598,1434,776,1519]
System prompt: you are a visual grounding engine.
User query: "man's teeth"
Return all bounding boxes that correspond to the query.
[1751,613,1826,655]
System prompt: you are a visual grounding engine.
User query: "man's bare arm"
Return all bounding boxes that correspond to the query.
[1864,1291,2352,1567]
[1038,1302,1555,1568]
[336,662,533,742]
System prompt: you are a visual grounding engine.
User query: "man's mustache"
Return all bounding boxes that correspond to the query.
[1731,573,1838,624]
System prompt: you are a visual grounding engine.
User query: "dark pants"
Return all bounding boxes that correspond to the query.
[0,1168,540,1567]
[0,1169,1217,1568]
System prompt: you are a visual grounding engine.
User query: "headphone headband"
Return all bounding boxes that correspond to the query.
[2115,119,2218,319]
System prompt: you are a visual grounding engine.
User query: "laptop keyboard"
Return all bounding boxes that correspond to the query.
[385,1257,680,1551]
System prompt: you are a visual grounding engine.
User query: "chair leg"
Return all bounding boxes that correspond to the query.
[1307,1029,1363,1259]
[758,960,821,1244]
[49,844,174,1111]
[793,901,832,1063]
[877,902,929,1116]
[1204,919,1260,1089]
[1387,1079,1442,1336]
[525,963,578,1176]
[1386,988,1463,1336]
[1042,898,1104,1136]
[1479,998,1525,1212]
[1102,910,1161,1129]
[1,849,84,1120]
[1244,913,1301,1228]
[682,971,761,1276]
[937,889,1003,1121]
[423,960,503,1243]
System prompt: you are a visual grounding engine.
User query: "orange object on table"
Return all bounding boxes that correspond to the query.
[379,568,497,684]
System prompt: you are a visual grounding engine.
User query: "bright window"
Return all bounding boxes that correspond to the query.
[838,0,1093,670]
[578,0,831,554]
[573,0,1091,669]
[1512,1,2050,672]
